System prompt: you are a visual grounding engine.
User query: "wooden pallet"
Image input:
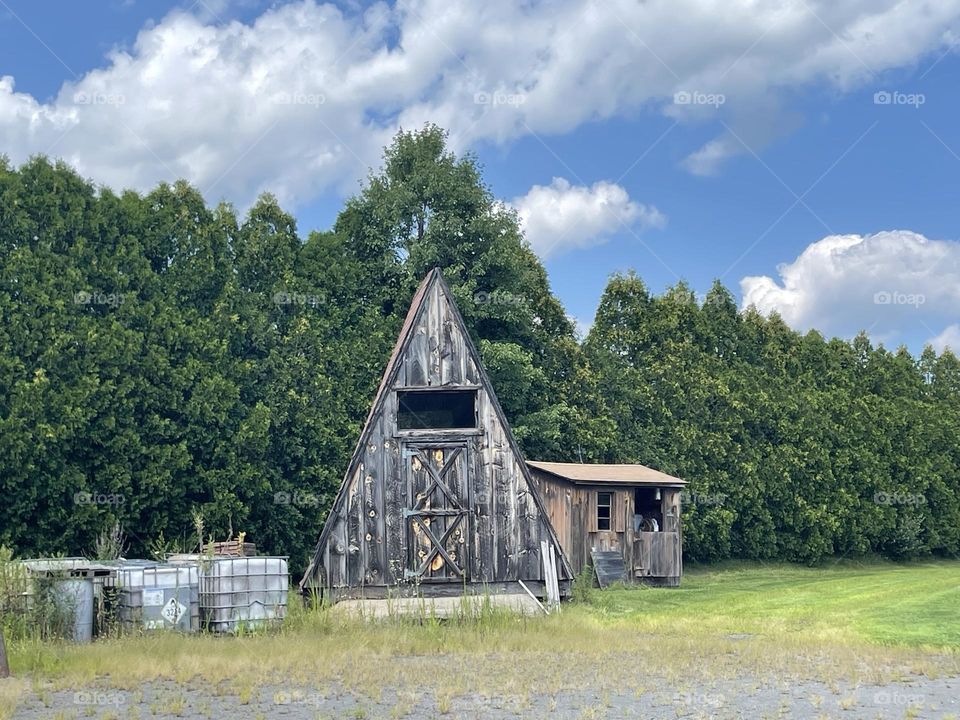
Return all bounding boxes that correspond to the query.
[203,540,258,557]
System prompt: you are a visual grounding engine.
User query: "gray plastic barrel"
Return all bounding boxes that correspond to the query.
[56,578,94,643]
[199,557,288,633]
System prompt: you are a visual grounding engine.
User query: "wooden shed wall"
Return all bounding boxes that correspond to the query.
[532,472,633,575]
[305,276,571,598]
[530,469,683,584]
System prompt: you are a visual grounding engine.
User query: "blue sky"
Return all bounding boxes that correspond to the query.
[1,0,958,353]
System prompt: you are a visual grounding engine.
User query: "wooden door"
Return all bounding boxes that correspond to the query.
[402,443,470,582]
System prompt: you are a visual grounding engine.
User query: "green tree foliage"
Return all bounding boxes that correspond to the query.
[332,124,579,458]
[581,272,960,563]
[1,131,957,573]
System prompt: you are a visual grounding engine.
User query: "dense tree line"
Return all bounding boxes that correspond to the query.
[583,276,960,562]
[1,125,957,572]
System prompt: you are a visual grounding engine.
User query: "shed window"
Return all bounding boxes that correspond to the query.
[597,491,612,531]
[397,390,477,430]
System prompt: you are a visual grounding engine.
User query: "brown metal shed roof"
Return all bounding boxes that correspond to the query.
[526,461,686,486]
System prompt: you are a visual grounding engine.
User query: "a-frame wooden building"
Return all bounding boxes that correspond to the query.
[300,269,573,601]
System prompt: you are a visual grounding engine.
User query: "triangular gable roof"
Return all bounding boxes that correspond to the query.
[301,268,573,589]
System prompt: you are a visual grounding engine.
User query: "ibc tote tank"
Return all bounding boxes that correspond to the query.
[115,561,200,633]
[199,556,288,633]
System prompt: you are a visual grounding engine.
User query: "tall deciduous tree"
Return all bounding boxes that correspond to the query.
[331,124,579,456]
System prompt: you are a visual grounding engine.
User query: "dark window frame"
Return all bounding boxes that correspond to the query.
[597,491,612,531]
[396,388,478,431]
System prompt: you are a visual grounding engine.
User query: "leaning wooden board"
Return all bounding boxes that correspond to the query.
[591,550,627,588]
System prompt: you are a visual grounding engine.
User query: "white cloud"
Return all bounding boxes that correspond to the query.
[679,97,803,175]
[741,231,960,344]
[682,137,739,177]
[930,324,960,354]
[511,177,665,259]
[1,0,959,207]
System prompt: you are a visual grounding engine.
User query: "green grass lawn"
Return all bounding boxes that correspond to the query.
[2,561,958,718]
[594,559,960,647]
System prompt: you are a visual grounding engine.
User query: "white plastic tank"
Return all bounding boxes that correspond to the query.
[198,556,288,633]
[114,561,199,632]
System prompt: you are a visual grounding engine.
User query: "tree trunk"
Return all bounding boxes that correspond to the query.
[0,628,9,677]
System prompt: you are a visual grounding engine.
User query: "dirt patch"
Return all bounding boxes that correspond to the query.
[11,674,960,719]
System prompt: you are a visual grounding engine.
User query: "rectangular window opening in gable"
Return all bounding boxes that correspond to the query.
[597,491,612,531]
[397,389,477,430]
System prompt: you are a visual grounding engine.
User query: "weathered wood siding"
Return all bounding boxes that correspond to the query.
[634,532,681,584]
[303,271,572,599]
[529,470,682,585]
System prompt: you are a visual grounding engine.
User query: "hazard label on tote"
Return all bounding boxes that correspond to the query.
[160,597,186,625]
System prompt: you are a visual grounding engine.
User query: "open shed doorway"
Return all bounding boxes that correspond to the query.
[633,487,663,532]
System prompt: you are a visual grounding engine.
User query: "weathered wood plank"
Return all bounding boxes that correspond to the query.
[407,450,430,580]
[405,327,428,387]
[634,531,681,580]
[540,541,554,607]
[517,580,549,614]
[591,549,627,588]
[329,516,347,588]
[519,477,540,580]
[427,285,442,384]
[363,435,383,585]
[346,466,364,588]
[549,545,560,610]
[613,490,627,533]
[440,317,457,385]
[381,394,402,584]
[473,434,494,582]
[443,447,468,579]
[492,422,512,582]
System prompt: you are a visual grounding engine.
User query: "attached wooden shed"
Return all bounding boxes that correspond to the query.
[300,269,573,601]
[527,462,686,586]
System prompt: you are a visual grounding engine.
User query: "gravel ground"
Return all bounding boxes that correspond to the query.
[11,674,960,719]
